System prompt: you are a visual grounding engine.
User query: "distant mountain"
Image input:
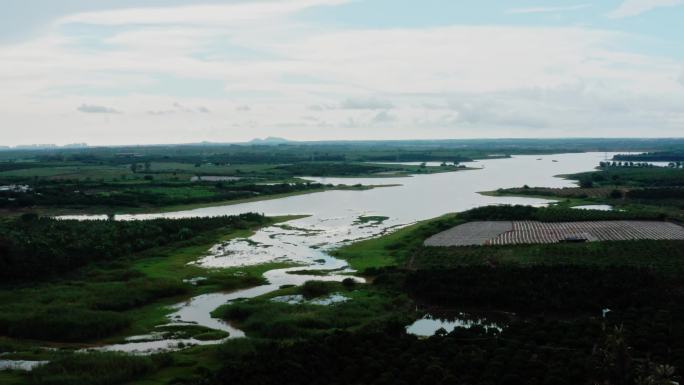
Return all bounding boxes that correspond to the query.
[63,143,89,148]
[248,137,291,145]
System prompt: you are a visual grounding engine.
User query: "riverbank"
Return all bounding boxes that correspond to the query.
[5,184,401,218]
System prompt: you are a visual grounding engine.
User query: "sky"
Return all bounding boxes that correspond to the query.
[1,0,683,146]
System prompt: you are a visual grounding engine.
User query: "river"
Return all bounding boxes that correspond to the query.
[59,152,610,353]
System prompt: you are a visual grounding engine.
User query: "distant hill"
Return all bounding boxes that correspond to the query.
[248,137,291,145]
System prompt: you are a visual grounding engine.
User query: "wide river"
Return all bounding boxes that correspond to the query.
[60,152,611,353]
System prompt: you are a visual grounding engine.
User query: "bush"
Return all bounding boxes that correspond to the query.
[301,281,331,299]
[1,307,130,342]
[30,352,160,385]
[609,189,623,199]
[87,278,187,311]
[341,278,356,289]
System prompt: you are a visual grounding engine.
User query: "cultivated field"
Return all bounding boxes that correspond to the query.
[425,220,684,246]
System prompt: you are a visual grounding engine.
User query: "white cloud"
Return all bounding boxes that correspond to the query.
[148,103,210,115]
[372,110,396,124]
[59,0,352,26]
[1,2,683,144]
[77,104,121,114]
[608,0,684,18]
[507,4,591,14]
[308,104,336,111]
[172,102,194,112]
[236,105,252,112]
[147,109,175,116]
[341,97,394,110]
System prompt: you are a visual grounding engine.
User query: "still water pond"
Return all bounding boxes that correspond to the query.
[406,312,507,337]
[61,153,611,353]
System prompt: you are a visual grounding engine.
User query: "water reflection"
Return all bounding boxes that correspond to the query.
[571,204,614,211]
[0,360,48,371]
[406,311,508,337]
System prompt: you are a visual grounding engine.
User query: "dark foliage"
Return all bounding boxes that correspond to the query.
[412,240,684,273]
[274,163,391,176]
[575,168,684,188]
[30,352,170,385]
[459,205,664,222]
[0,213,267,282]
[626,187,684,200]
[0,307,130,341]
[207,316,681,385]
[615,151,684,162]
[0,181,329,209]
[404,265,679,313]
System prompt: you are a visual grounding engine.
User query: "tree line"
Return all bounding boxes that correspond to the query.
[0,213,268,282]
[0,181,330,209]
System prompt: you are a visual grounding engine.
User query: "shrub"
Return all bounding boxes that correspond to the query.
[1,307,130,342]
[301,281,331,299]
[30,352,159,385]
[341,278,356,289]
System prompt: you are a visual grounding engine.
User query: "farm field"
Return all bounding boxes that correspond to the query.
[425,220,684,246]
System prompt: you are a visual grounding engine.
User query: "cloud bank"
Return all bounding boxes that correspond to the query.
[77,104,121,114]
[0,1,682,145]
[507,4,591,14]
[608,0,684,18]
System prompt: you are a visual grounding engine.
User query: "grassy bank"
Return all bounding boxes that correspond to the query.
[331,214,463,271]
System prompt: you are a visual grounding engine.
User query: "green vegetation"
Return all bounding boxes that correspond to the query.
[4,142,684,385]
[29,352,169,385]
[412,240,684,273]
[614,151,684,162]
[404,265,678,312]
[0,149,465,215]
[574,166,684,188]
[0,179,371,214]
[331,214,460,271]
[213,281,412,340]
[308,204,684,385]
[205,314,681,385]
[334,205,666,273]
[0,213,269,282]
[2,139,679,216]
[0,214,299,344]
[489,161,684,219]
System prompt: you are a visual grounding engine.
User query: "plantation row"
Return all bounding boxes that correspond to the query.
[488,220,684,245]
[425,220,684,246]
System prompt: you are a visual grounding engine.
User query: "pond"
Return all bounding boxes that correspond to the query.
[571,204,614,211]
[64,153,613,353]
[406,312,507,337]
[0,360,47,371]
